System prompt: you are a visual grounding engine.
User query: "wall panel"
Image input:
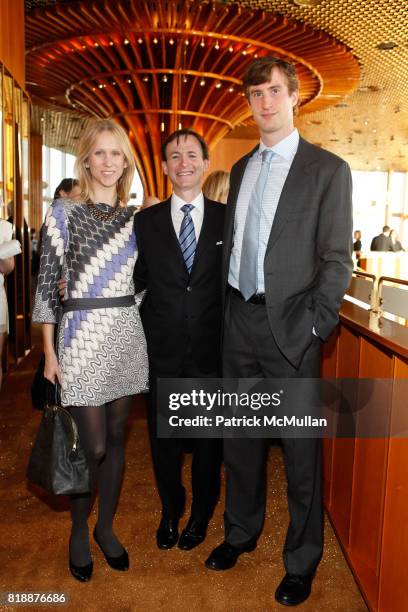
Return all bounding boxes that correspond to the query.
[0,0,25,89]
[330,325,360,546]
[378,356,408,612]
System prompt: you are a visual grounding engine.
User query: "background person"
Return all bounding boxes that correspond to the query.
[353,230,362,253]
[390,229,404,252]
[53,177,81,201]
[370,225,393,251]
[0,219,15,391]
[33,119,148,582]
[202,170,230,204]
[140,195,160,210]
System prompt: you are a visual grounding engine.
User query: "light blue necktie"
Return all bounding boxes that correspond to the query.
[179,204,196,274]
[239,149,274,300]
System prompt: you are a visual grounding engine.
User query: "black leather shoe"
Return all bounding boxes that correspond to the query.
[178,518,208,551]
[156,518,179,550]
[93,527,129,571]
[275,573,313,606]
[205,541,256,570]
[69,559,93,582]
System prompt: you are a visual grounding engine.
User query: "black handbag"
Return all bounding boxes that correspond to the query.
[31,354,54,411]
[27,385,90,495]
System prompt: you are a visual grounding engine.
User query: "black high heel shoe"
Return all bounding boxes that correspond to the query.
[69,558,93,582]
[93,527,129,571]
[69,536,93,582]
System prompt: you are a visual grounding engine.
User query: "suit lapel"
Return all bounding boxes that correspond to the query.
[190,197,221,276]
[224,144,259,249]
[222,145,259,286]
[265,138,315,254]
[154,198,188,273]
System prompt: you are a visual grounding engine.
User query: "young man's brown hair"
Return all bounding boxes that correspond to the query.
[243,56,300,114]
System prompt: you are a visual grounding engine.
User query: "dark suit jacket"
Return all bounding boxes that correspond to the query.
[134,197,225,375]
[222,136,353,369]
[370,234,393,251]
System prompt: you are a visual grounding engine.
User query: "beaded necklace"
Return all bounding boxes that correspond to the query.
[87,200,122,222]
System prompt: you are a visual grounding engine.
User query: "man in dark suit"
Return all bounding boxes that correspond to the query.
[370,226,393,251]
[134,129,224,552]
[205,57,353,606]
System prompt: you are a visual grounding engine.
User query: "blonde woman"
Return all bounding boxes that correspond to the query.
[33,119,148,581]
[202,170,230,204]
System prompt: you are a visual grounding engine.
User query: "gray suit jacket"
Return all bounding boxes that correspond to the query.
[222,136,353,368]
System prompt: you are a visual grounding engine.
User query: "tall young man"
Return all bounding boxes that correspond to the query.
[205,57,353,607]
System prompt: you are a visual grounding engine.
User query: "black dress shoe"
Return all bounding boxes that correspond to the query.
[178,518,208,551]
[93,527,129,571]
[205,541,256,570]
[69,559,93,582]
[275,573,313,606]
[156,518,179,550]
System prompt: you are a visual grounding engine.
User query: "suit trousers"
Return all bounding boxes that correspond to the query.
[222,291,323,576]
[147,360,222,523]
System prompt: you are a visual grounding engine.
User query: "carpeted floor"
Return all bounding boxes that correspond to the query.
[0,339,368,612]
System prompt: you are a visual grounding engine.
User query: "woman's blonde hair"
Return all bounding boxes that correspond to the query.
[202,170,230,204]
[74,119,135,205]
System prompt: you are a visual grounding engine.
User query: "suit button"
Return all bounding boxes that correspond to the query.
[186,286,192,292]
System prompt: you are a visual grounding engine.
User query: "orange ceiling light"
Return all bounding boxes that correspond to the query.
[26,0,360,198]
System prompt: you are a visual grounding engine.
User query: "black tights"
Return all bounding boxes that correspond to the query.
[69,396,131,566]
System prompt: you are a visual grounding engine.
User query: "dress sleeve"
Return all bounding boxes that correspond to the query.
[32,200,68,323]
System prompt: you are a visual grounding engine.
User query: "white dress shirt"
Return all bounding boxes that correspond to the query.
[171,192,204,240]
[229,129,300,293]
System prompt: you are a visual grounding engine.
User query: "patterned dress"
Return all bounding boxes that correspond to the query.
[33,199,148,407]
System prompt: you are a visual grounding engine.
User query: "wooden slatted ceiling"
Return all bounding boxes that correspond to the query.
[25,0,360,196]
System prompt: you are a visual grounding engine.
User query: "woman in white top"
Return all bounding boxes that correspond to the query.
[0,219,15,390]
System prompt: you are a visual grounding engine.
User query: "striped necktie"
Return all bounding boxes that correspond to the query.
[239,149,274,300]
[179,204,196,274]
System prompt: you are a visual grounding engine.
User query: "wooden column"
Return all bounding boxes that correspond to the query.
[29,132,43,232]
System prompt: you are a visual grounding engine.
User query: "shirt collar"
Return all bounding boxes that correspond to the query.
[257,128,299,162]
[171,191,204,212]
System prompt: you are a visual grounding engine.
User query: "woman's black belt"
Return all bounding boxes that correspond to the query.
[62,295,135,313]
